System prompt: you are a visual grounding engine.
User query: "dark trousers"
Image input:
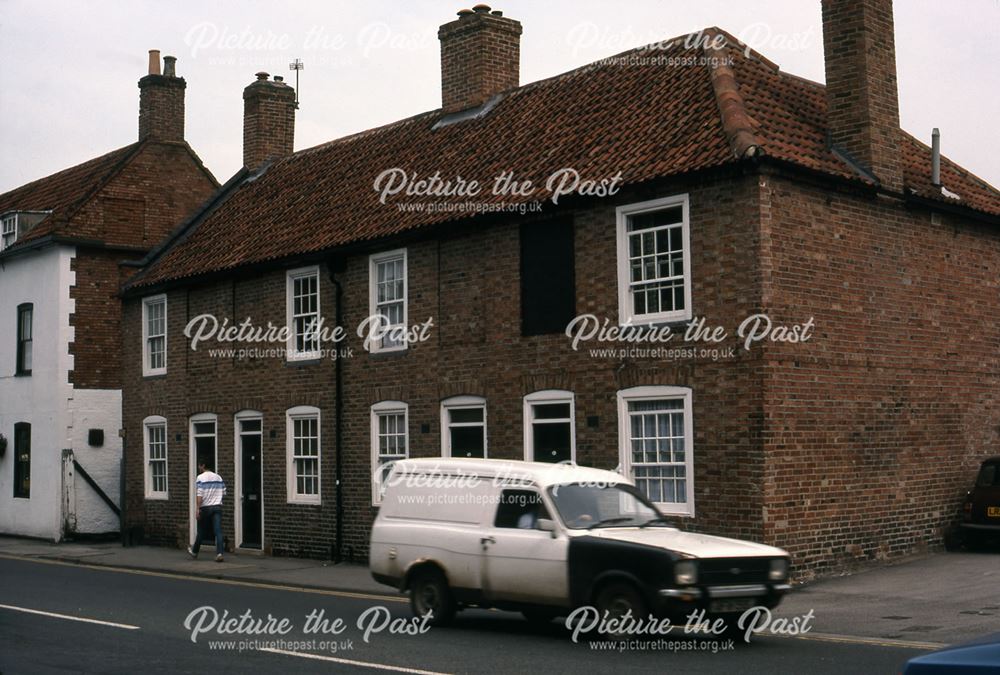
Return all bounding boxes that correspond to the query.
[192,505,223,556]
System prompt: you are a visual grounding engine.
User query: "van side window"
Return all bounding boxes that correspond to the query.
[494,489,550,529]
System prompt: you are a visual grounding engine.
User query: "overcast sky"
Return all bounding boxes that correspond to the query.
[1,0,997,194]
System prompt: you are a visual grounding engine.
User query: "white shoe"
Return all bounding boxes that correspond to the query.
[187,546,197,559]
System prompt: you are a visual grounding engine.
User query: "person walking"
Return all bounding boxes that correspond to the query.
[187,461,227,562]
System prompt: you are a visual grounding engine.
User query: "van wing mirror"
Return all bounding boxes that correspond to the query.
[536,518,556,535]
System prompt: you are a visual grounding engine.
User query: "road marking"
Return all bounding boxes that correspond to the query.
[784,631,945,651]
[0,603,140,630]
[0,553,406,604]
[261,647,449,674]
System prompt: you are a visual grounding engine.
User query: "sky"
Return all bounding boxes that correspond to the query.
[0,0,998,193]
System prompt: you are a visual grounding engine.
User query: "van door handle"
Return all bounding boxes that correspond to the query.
[480,536,496,546]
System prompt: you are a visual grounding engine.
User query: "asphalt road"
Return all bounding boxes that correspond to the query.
[0,556,930,674]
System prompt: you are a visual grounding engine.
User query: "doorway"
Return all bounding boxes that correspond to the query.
[235,412,263,549]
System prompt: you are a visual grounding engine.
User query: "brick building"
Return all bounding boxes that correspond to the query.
[0,51,217,540]
[120,2,1000,577]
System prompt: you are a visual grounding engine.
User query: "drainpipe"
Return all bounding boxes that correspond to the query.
[327,259,345,563]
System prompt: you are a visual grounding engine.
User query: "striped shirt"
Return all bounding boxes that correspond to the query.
[196,470,226,507]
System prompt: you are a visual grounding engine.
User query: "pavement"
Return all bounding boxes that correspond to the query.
[0,536,392,596]
[1,536,997,647]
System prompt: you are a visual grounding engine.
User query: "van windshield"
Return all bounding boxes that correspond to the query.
[547,483,663,529]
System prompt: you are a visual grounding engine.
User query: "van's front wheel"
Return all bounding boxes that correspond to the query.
[594,582,647,638]
[409,569,456,626]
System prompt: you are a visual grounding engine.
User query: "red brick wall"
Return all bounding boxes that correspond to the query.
[122,173,770,561]
[69,141,216,390]
[122,272,340,556]
[759,170,1000,579]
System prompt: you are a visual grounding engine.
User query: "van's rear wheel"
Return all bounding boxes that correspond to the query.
[409,569,456,626]
[594,582,647,638]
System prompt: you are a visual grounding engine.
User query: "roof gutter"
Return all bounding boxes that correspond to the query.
[905,193,1000,227]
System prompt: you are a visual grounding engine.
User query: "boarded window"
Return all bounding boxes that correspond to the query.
[520,217,575,336]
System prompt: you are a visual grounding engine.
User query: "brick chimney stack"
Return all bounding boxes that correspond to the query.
[243,72,296,170]
[438,5,522,113]
[821,0,903,193]
[138,50,185,142]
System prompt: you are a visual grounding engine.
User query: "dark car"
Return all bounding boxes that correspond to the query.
[947,457,1000,550]
[902,632,1000,673]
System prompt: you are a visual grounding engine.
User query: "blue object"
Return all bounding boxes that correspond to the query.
[903,633,1000,673]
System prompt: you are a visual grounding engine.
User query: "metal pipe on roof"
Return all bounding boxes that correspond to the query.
[931,128,941,187]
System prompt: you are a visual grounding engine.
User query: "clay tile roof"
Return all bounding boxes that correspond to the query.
[128,30,1000,290]
[901,134,1000,216]
[0,142,144,246]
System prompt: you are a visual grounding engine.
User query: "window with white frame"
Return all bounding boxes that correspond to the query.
[1,214,16,250]
[143,416,168,499]
[616,195,691,325]
[523,390,575,464]
[286,267,320,360]
[368,249,407,352]
[371,401,408,504]
[441,396,487,458]
[287,406,320,503]
[617,386,694,516]
[142,295,167,376]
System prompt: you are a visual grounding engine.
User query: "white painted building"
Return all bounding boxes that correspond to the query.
[0,242,121,539]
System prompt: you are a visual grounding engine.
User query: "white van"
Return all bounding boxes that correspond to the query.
[369,458,791,626]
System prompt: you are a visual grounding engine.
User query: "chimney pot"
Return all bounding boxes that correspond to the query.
[147,49,161,75]
[273,75,284,82]
[163,55,177,77]
[491,10,503,16]
[439,6,522,113]
[256,71,269,81]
